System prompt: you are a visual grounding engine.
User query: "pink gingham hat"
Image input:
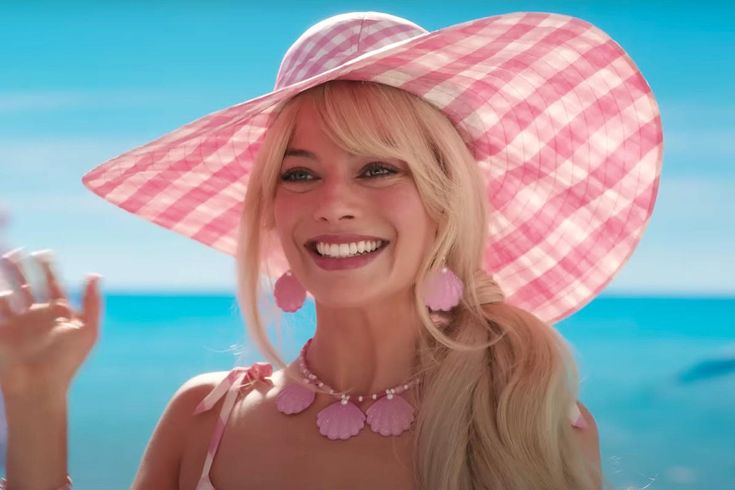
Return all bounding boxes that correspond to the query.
[82,11,663,324]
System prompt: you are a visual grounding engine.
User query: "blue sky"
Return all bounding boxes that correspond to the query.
[1,1,733,294]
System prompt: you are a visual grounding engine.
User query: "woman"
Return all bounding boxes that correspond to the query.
[0,10,662,490]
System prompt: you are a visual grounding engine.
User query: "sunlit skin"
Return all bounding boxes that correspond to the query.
[273,99,437,398]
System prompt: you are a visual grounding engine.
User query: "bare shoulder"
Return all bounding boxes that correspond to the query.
[177,370,232,401]
[130,371,231,490]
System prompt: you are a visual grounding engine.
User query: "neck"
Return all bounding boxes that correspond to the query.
[296,291,422,396]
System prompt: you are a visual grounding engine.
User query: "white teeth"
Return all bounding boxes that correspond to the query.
[315,240,384,258]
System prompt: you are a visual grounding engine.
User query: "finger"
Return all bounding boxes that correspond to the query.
[18,284,34,312]
[82,274,103,333]
[47,301,74,322]
[0,290,14,319]
[24,301,74,324]
[0,302,74,347]
[31,249,67,302]
[1,248,34,310]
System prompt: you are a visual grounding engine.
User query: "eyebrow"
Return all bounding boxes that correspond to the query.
[284,148,317,160]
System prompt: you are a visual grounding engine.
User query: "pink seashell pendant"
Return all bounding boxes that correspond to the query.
[422,266,464,311]
[274,271,306,312]
[316,399,366,440]
[366,393,416,436]
[275,382,316,415]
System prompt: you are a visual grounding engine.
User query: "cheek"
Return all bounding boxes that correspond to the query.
[273,190,300,248]
[382,186,434,250]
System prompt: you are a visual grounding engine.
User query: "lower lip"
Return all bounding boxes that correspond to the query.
[307,244,388,271]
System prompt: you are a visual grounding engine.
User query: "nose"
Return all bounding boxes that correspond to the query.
[312,176,358,223]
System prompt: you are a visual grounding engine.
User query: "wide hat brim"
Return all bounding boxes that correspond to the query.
[82,11,663,325]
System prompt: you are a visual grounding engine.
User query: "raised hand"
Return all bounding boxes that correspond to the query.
[0,248,103,398]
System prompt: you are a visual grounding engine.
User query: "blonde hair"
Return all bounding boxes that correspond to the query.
[236,80,608,489]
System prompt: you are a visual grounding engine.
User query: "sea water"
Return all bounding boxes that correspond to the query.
[1,294,733,489]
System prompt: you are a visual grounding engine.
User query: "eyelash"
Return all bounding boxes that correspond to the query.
[280,162,397,182]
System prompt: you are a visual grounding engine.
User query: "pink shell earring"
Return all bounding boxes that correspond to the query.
[274,270,306,312]
[422,264,463,311]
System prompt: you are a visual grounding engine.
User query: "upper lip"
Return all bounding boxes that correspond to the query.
[304,234,389,248]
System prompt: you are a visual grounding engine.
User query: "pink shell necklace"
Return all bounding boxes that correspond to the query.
[275,337,421,441]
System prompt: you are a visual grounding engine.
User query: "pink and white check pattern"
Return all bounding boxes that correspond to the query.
[82,11,663,325]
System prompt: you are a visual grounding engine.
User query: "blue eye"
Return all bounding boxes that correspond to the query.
[280,162,398,183]
[280,168,314,182]
[361,162,397,178]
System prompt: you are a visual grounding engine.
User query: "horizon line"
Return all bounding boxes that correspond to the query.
[64,289,735,300]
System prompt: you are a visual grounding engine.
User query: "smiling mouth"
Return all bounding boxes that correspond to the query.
[306,240,390,259]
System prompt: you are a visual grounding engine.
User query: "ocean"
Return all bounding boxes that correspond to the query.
[1,294,733,489]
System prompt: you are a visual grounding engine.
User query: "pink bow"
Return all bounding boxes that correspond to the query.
[193,362,273,415]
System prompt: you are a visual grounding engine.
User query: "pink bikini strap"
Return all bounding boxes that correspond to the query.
[192,363,274,490]
[193,362,274,415]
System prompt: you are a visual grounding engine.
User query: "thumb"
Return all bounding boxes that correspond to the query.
[81,274,103,334]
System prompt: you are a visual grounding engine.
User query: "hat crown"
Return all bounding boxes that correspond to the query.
[275,12,427,90]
